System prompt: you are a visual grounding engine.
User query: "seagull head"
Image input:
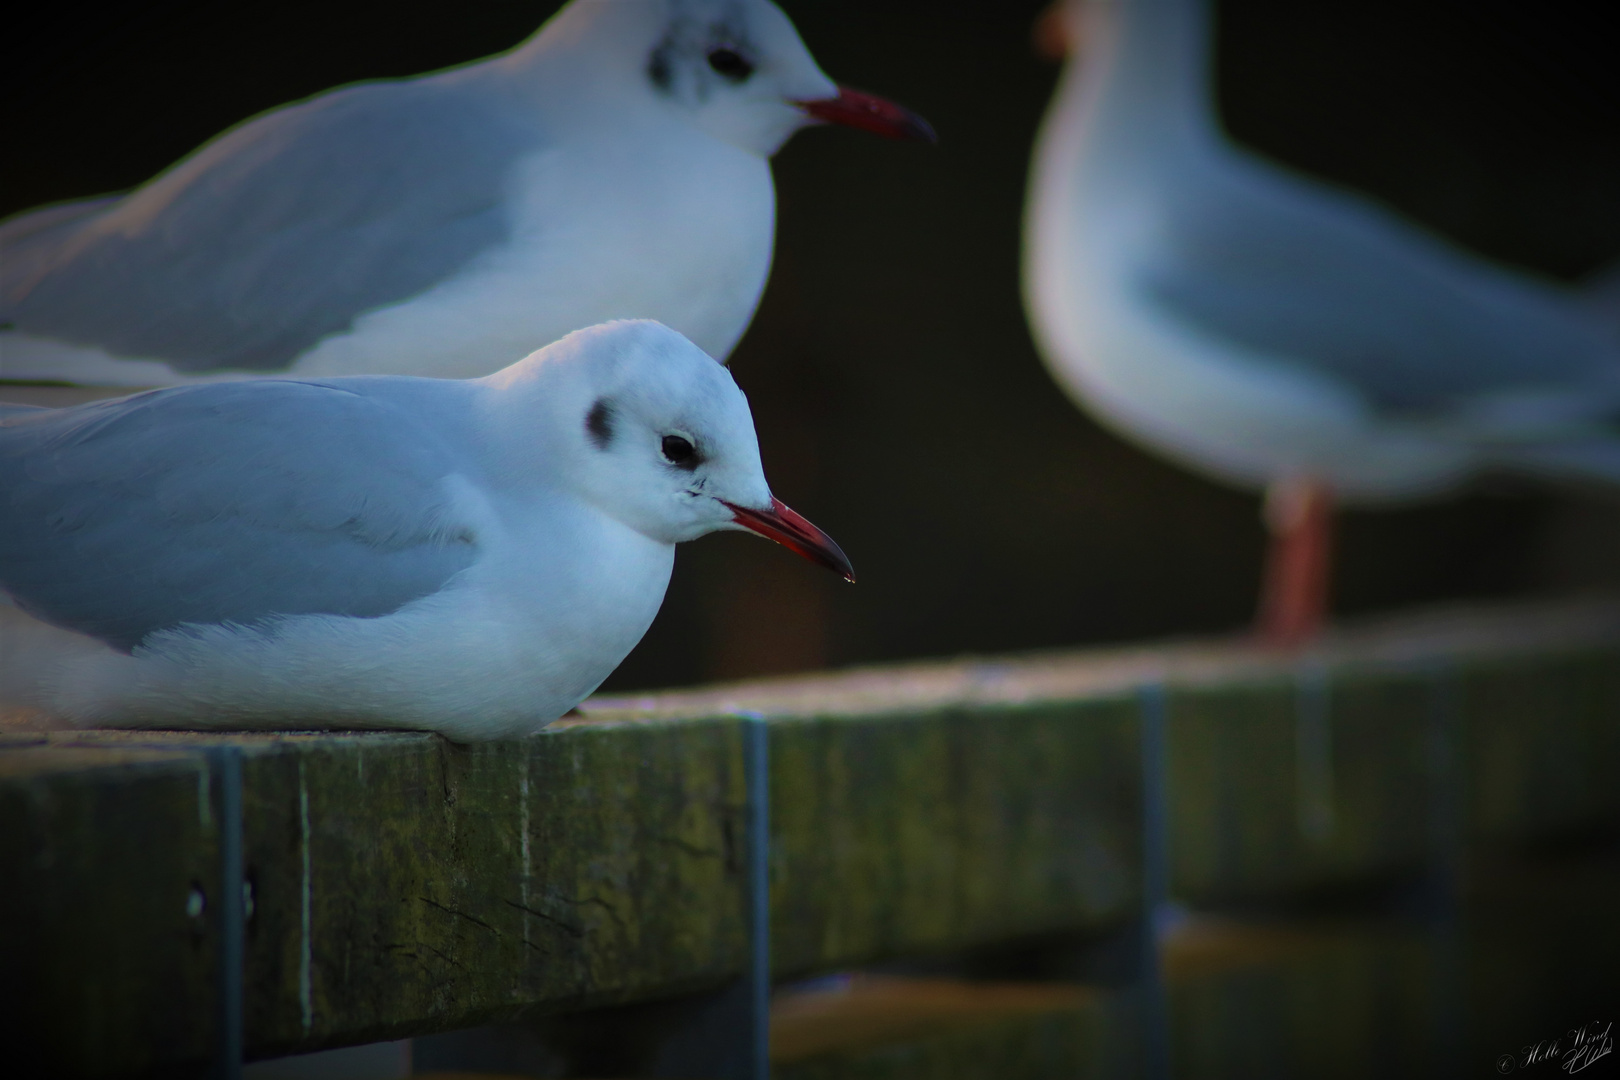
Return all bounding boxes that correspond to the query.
[524,0,934,156]
[483,320,854,581]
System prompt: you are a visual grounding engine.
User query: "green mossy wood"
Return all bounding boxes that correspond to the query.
[2,600,1617,1074]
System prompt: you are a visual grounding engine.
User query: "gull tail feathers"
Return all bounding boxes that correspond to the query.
[1580,260,1620,343]
[1494,438,1620,488]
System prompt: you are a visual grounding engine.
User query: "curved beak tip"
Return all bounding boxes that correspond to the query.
[724,497,856,583]
[796,86,937,145]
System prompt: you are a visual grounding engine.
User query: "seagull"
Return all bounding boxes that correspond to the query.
[1023,0,1620,644]
[0,0,933,389]
[0,320,853,740]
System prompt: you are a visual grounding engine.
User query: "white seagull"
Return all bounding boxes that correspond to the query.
[0,320,853,740]
[0,0,932,388]
[1024,0,1620,644]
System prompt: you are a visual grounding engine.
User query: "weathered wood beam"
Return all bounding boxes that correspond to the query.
[2,598,1617,1075]
[1,746,223,1075]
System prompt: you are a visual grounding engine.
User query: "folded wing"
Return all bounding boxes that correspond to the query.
[1,77,544,373]
[1140,154,1620,422]
[0,380,480,651]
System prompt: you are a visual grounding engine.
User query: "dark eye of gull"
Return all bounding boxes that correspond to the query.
[707,48,755,82]
[661,434,699,469]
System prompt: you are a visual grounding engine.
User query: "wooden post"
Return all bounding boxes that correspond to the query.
[208,746,245,1080]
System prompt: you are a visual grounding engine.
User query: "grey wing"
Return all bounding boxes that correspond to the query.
[1139,158,1620,416]
[0,76,545,373]
[0,380,479,652]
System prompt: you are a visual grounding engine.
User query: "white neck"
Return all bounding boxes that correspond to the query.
[483,1,660,116]
[1084,0,1216,153]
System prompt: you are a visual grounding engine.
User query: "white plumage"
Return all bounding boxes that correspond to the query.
[1,0,931,387]
[1023,0,1620,640]
[0,321,852,739]
[1024,0,1620,502]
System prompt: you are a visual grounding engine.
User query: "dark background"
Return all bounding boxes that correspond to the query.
[7,1,1620,690]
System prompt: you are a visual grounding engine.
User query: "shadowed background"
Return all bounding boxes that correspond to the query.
[6,0,1619,690]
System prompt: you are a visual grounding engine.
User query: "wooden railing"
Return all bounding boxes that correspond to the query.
[3,598,1618,1077]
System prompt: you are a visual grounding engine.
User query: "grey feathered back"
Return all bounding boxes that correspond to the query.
[1141,165,1620,417]
[1,76,545,372]
[0,380,479,651]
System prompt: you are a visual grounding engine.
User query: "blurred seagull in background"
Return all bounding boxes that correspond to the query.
[0,0,932,388]
[1024,0,1620,645]
[0,320,853,740]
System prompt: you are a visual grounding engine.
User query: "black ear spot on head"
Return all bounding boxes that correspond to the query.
[647,42,674,91]
[586,398,616,449]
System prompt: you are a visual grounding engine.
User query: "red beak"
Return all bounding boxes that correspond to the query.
[723,496,856,583]
[796,86,937,144]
